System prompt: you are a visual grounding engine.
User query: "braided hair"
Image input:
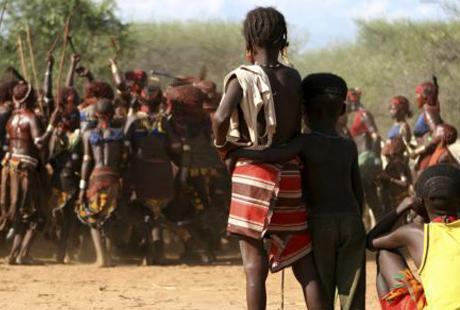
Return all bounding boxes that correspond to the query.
[243,7,289,52]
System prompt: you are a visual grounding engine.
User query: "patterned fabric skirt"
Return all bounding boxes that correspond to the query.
[227,159,311,272]
[380,269,427,310]
[0,153,45,232]
[77,168,120,228]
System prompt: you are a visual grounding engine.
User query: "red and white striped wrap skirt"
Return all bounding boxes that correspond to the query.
[227,159,312,272]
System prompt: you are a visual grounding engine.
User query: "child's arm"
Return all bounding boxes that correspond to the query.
[367,197,423,251]
[229,135,305,162]
[350,143,364,215]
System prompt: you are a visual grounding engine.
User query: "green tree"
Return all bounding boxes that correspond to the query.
[1,0,128,85]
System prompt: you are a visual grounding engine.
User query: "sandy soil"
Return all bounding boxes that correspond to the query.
[0,258,379,310]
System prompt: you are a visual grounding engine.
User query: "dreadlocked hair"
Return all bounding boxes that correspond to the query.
[416,164,460,199]
[85,81,114,100]
[60,87,81,106]
[243,7,288,52]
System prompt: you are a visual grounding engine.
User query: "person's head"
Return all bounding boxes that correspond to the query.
[434,123,458,147]
[140,85,163,113]
[415,164,460,218]
[95,98,114,125]
[243,7,288,63]
[85,81,114,101]
[389,96,412,120]
[12,81,36,110]
[60,87,80,109]
[194,80,219,116]
[301,73,348,127]
[382,138,405,161]
[125,70,147,94]
[415,81,437,108]
[346,88,362,104]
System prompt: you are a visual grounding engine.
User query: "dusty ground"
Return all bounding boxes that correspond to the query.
[0,258,379,310]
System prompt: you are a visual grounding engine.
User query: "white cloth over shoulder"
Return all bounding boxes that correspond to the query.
[221,65,276,150]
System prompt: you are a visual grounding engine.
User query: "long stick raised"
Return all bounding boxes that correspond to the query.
[55,16,72,109]
[0,0,8,32]
[25,25,40,94]
[16,35,30,82]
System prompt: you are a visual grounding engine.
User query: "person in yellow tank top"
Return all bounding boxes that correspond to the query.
[367,163,460,310]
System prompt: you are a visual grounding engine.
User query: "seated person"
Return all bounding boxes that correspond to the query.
[367,164,460,309]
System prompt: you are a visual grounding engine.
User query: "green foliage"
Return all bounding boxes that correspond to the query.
[124,21,246,87]
[0,1,458,133]
[294,19,460,132]
[1,0,128,85]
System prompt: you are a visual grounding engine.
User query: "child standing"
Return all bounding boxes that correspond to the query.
[232,73,366,309]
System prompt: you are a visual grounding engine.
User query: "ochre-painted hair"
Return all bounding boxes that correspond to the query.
[85,81,114,100]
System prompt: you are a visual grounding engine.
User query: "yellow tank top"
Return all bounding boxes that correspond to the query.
[419,220,460,309]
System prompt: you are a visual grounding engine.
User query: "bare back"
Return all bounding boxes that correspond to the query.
[263,66,302,146]
[7,110,42,158]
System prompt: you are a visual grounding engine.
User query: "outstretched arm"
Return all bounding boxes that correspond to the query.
[43,55,55,115]
[109,58,127,93]
[367,197,423,251]
[65,54,80,87]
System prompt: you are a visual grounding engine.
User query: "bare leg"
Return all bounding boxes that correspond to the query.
[103,227,113,267]
[90,228,106,267]
[8,232,23,264]
[292,253,326,309]
[239,236,269,310]
[17,227,36,263]
[57,205,73,263]
[376,250,408,298]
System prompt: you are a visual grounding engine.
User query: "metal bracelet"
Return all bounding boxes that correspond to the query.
[79,179,87,190]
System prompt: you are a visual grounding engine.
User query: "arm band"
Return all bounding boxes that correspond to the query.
[213,139,227,149]
[79,179,87,190]
[46,124,55,133]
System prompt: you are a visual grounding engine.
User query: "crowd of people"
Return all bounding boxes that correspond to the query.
[0,50,231,267]
[0,5,459,310]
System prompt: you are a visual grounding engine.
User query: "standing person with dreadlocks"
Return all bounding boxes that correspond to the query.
[0,81,59,264]
[212,7,324,309]
[410,80,447,174]
[77,99,127,267]
[347,88,384,222]
[45,53,83,263]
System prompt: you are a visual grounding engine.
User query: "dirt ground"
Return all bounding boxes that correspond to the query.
[0,257,379,310]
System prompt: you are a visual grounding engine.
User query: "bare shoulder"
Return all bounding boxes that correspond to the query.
[401,222,424,232]
[279,66,301,83]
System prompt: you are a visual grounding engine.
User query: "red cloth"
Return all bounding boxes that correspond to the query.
[350,109,369,137]
[227,159,311,272]
[380,269,426,310]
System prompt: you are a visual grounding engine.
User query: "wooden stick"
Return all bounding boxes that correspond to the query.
[110,36,120,61]
[16,35,30,82]
[0,0,8,32]
[25,25,40,93]
[47,34,60,57]
[55,16,72,109]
